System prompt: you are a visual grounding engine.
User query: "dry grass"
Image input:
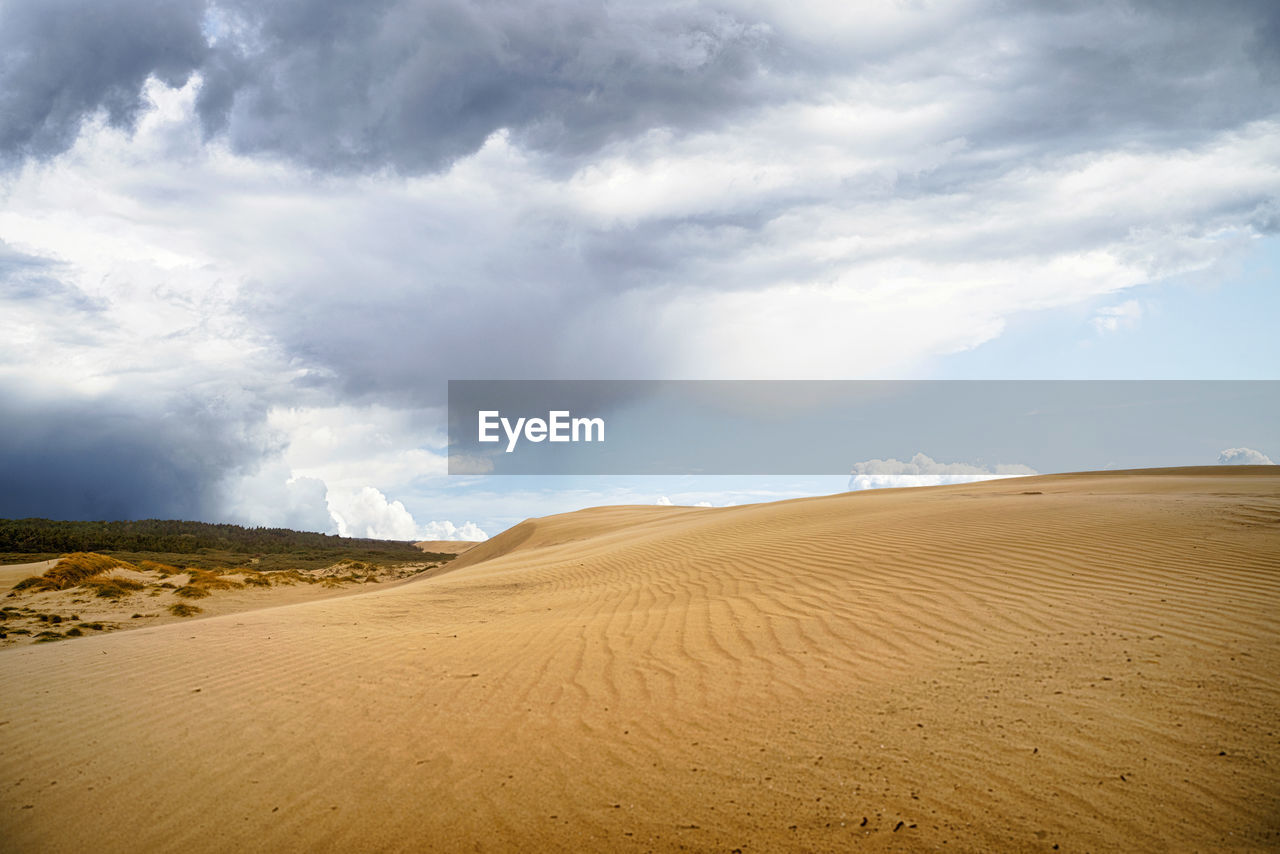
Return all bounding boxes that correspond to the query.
[168,603,202,618]
[82,576,146,600]
[173,585,211,599]
[137,560,182,576]
[266,569,315,586]
[185,568,244,591]
[13,552,137,592]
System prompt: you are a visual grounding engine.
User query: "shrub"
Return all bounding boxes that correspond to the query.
[168,603,202,617]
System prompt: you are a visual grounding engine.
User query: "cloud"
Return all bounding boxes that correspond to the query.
[848,453,1037,491]
[326,486,486,541]
[5,1,1278,177]
[0,379,274,522]
[417,520,488,542]
[1092,299,1143,334]
[851,454,1039,477]
[656,495,717,507]
[222,461,333,533]
[1217,447,1274,465]
[0,0,206,166]
[194,0,780,174]
[0,2,1277,528]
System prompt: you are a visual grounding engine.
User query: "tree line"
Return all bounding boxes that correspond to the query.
[0,518,425,557]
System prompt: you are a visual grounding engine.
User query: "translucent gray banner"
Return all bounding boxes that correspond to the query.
[447,380,1279,476]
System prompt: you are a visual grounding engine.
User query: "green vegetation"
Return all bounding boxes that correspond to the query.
[0,519,451,570]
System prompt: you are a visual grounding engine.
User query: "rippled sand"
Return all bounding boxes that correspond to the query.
[2,468,1277,852]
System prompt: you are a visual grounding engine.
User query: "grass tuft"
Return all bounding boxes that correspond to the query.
[83,576,146,599]
[168,603,202,617]
[138,560,182,576]
[184,568,243,591]
[12,553,138,593]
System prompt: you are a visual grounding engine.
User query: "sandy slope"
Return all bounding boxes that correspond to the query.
[0,560,444,648]
[415,540,481,555]
[1,468,1277,852]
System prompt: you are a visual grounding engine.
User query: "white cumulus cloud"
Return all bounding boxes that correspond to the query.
[327,486,486,541]
[1092,299,1143,334]
[849,453,1037,491]
[1217,447,1274,466]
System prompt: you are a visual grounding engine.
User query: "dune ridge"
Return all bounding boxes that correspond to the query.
[1,468,1277,852]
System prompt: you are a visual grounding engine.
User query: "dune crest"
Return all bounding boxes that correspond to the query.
[2,469,1278,852]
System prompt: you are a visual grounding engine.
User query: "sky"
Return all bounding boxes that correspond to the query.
[1,0,1277,539]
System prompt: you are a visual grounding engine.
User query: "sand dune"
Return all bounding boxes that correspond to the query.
[0,558,445,648]
[415,540,481,556]
[2,468,1277,852]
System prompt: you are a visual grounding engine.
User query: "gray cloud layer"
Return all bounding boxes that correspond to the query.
[5,1,1277,173]
[3,0,784,172]
[0,0,208,166]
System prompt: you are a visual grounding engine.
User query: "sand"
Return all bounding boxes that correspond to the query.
[1,468,1277,852]
[415,540,481,556]
[0,559,445,649]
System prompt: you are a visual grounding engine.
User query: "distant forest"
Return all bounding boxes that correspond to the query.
[0,518,427,559]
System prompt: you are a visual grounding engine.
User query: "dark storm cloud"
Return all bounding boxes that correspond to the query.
[954,1,1280,153]
[195,0,781,172]
[0,248,276,523]
[0,383,272,521]
[3,0,1278,173]
[0,0,784,171]
[0,0,208,165]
